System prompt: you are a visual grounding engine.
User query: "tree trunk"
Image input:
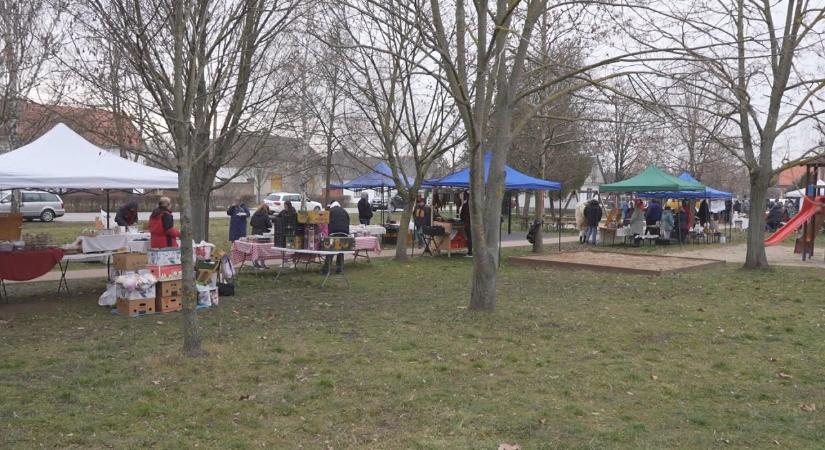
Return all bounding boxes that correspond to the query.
[744,168,770,269]
[533,190,544,253]
[178,155,205,357]
[188,162,216,243]
[394,197,415,261]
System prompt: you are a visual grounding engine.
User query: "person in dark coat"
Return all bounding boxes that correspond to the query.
[459,191,472,257]
[277,200,296,217]
[250,204,272,235]
[413,197,432,248]
[698,199,710,226]
[357,192,373,225]
[765,203,784,232]
[583,199,602,245]
[645,199,662,226]
[114,200,139,227]
[227,197,250,242]
[323,201,350,273]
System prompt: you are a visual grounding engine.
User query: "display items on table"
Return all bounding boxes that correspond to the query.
[147,247,182,266]
[321,235,355,251]
[113,252,148,271]
[193,241,216,260]
[350,224,387,237]
[22,233,52,250]
[147,264,183,281]
[78,233,130,253]
[308,210,330,224]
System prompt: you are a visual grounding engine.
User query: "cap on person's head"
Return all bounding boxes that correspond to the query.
[331,201,341,208]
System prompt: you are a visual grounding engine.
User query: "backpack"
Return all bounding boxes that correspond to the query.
[526,219,542,244]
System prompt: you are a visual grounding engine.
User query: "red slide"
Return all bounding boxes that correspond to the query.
[765,196,825,246]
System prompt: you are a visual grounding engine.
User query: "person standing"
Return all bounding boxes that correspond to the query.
[413,197,431,248]
[660,206,675,240]
[583,199,602,245]
[148,197,180,248]
[114,200,139,227]
[645,199,662,232]
[357,192,373,225]
[322,201,350,274]
[227,197,250,242]
[698,199,710,227]
[459,191,472,257]
[629,199,646,246]
[575,199,587,244]
[249,204,272,269]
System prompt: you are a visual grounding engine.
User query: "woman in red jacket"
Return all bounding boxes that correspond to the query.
[148,197,181,248]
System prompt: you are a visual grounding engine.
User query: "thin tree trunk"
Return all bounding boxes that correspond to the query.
[521,191,531,220]
[394,194,415,261]
[178,150,205,357]
[533,190,544,252]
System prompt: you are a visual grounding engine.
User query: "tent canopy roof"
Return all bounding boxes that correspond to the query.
[638,172,733,199]
[599,166,704,192]
[423,153,562,190]
[784,179,825,198]
[330,162,413,189]
[0,123,178,189]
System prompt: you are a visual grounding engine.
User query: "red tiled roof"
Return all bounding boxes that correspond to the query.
[15,102,142,150]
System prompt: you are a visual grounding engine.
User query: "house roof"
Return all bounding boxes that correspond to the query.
[13,101,142,150]
[776,166,807,187]
[223,133,309,168]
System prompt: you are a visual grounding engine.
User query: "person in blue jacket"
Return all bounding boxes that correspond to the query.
[227,197,250,242]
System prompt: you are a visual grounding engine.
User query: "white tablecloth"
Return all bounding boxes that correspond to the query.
[78,233,151,253]
[350,225,387,237]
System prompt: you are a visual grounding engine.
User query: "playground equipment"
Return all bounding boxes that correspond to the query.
[765,157,825,260]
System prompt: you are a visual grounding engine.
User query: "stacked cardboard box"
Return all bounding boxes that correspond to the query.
[147,248,183,313]
[115,270,157,317]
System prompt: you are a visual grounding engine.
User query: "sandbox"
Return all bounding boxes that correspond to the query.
[509,251,724,275]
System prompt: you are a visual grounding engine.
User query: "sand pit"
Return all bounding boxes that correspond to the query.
[509,251,724,275]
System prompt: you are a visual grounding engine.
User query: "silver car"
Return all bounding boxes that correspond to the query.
[0,190,66,222]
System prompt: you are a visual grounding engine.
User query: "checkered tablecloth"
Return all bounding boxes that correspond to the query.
[230,241,286,266]
[354,236,381,255]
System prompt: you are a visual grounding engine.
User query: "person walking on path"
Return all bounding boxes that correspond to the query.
[357,192,373,225]
[583,199,602,245]
[227,197,250,242]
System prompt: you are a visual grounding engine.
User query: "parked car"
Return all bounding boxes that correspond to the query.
[0,190,65,222]
[263,192,322,214]
[371,194,406,212]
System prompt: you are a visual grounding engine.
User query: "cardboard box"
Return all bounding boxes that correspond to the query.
[156,280,182,298]
[116,283,156,300]
[113,252,148,271]
[296,211,310,224]
[116,298,155,317]
[147,248,182,266]
[147,264,183,281]
[156,295,182,313]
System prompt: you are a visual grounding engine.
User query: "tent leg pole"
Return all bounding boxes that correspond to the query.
[507,191,512,235]
[558,192,561,252]
[106,190,110,229]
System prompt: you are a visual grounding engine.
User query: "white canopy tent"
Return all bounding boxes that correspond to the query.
[0,123,178,190]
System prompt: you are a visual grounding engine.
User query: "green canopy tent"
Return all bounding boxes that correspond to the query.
[600,165,705,192]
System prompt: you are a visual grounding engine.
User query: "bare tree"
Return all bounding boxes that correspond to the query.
[628,0,825,268]
[79,0,303,356]
[331,1,464,260]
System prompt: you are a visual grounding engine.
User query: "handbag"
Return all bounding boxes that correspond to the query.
[217,281,235,296]
[216,254,235,296]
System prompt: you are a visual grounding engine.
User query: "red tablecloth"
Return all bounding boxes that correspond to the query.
[0,248,65,281]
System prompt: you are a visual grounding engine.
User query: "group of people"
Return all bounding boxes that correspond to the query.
[226,197,350,272]
[765,199,798,232]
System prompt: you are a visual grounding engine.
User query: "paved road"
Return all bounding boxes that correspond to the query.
[52,208,360,223]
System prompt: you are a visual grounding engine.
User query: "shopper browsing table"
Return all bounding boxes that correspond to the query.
[357,192,373,225]
[322,202,349,273]
[114,200,139,227]
[227,197,250,242]
[148,197,180,248]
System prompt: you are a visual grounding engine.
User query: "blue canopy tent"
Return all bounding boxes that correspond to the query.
[423,153,563,261]
[330,162,415,223]
[637,172,732,199]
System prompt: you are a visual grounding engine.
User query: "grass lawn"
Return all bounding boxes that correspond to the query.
[2,247,824,448]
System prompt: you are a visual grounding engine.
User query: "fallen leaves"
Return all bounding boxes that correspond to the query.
[498,444,520,450]
[239,394,256,401]
[800,403,816,412]
[776,372,793,380]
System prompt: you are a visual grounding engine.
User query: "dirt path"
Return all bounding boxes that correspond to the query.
[673,243,825,269]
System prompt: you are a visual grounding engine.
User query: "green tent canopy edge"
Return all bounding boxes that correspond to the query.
[599,165,705,193]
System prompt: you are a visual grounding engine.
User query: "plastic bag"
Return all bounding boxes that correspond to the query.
[98,282,116,306]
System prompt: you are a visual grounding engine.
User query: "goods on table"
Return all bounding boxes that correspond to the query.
[147,248,181,266]
[113,252,148,271]
[308,210,330,224]
[0,241,13,252]
[321,236,355,251]
[22,233,51,250]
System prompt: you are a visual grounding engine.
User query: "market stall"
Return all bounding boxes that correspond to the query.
[0,123,180,301]
[330,162,414,225]
[422,153,562,257]
[599,166,706,245]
